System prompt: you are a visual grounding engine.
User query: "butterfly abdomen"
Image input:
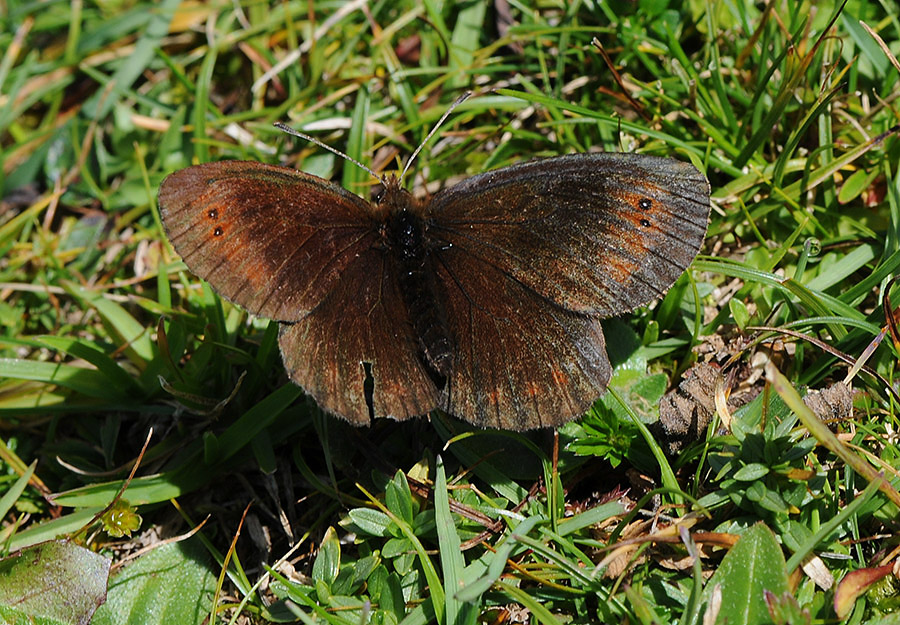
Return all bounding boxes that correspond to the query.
[387,208,453,384]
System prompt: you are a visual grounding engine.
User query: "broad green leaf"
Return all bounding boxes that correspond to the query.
[385,471,415,527]
[837,168,873,204]
[733,464,770,481]
[344,508,393,537]
[91,539,215,625]
[702,523,789,625]
[312,526,341,589]
[0,540,110,625]
[729,298,751,330]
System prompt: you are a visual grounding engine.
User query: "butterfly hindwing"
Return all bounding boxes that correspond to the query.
[434,244,611,429]
[278,245,440,424]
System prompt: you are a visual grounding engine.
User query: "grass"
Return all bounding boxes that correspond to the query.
[2,0,900,623]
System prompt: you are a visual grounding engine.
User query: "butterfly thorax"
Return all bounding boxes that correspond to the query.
[380,182,452,385]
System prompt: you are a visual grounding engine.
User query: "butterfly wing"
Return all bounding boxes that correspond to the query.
[435,249,612,429]
[428,153,710,429]
[159,161,379,321]
[278,249,440,425]
[428,153,710,316]
[160,161,438,424]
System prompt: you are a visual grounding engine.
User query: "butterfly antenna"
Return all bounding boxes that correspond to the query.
[399,91,472,185]
[273,122,387,186]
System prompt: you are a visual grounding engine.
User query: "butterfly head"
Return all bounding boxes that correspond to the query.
[374,174,424,220]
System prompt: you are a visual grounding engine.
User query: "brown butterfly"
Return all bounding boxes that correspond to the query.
[158,128,709,431]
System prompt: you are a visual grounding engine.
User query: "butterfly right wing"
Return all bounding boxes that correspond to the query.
[425,153,709,429]
[159,161,378,322]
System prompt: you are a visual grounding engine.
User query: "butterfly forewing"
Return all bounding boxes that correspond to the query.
[159,161,377,322]
[427,153,710,317]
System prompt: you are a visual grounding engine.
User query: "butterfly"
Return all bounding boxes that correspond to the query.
[158,134,709,430]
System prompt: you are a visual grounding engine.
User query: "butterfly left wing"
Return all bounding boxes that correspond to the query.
[158,161,379,321]
[160,161,439,424]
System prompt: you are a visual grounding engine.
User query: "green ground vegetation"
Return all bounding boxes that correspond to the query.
[1,1,900,624]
